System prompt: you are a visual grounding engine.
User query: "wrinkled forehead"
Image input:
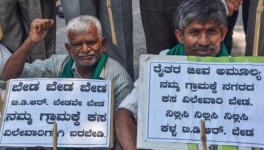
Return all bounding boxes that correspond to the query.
[184,20,222,30]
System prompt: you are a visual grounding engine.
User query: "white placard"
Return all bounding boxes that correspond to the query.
[0,78,113,148]
[137,55,264,149]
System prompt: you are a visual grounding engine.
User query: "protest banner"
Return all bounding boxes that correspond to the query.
[137,55,264,149]
[0,78,113,148]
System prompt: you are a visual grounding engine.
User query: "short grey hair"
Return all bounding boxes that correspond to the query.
[66,15,102,40]
[175,0,227,31]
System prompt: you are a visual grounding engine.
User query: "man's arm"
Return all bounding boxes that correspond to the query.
[115,109,137,150]
[0,19,54,80]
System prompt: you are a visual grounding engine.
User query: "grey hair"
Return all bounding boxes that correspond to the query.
[66,15,102,40]
[175,0,227,31]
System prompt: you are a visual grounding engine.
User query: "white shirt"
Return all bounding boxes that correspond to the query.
[118,49,169,119]
[0,43,11,95]
[0,43,11,73]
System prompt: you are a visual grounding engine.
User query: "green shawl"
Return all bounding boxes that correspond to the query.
[58,53,108,150]
[59,52,108,79]
[166,42,228,56]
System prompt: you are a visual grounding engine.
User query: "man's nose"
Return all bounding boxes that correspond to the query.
[198,33,210,46]
[82,43,91,52]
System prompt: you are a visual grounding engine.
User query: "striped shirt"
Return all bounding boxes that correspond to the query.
[21,54,134,110]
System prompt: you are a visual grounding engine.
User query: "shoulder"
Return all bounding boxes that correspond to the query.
[103,57,133,85]
[48,54,68,61]
[26,54,68,70]
[104,57,131,79]
[22,54,69,78]
[102,57,134,108]
[30,54,68,65]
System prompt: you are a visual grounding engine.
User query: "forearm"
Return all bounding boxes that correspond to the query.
[115,109,137,150]
[0,38,37,80]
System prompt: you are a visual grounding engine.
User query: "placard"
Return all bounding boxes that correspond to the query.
[137,55,264,149]
[0,78,113,148]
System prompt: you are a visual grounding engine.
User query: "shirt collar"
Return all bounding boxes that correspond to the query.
[71,62,105,79]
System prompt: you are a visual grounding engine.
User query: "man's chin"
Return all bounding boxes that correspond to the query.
[78,60,98,68]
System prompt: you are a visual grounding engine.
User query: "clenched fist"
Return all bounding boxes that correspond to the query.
[28,18,54,43]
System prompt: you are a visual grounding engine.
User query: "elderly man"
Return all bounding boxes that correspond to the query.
[60,0,134,80]
[115,0,230,149]
[1,16,133,110]
[1,15,133,150]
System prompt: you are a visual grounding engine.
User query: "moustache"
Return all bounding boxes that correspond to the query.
[78,52,95,57]
[192,44,215,51]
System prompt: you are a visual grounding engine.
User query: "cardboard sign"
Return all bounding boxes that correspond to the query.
[0,78,113,148]
[137,55,264,149]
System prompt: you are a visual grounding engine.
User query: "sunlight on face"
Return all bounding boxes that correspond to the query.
[179,20,226,57]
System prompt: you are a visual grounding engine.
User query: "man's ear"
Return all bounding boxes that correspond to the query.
[175,29,184,43]
[221,27,228,41]
[101,37,107,52]
[65,43,72,56]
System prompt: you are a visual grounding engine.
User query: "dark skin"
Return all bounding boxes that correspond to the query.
[0,18,54,80]
[0,20,106,80]
[115,21,228,150]
[176,20,227,57]
[65,23,106,78]
[115,109,137,150]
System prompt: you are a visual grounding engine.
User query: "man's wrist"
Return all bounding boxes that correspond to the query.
[24,37,38,47]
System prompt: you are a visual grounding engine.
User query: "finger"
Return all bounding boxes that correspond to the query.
[31,18,54,33]
[43,21,48,31]
[34,21,43,33]
[31,20,42,33]
[41,22,45,32]
[40,19,54,30]
[45,19,54,29]
[38,20,47,32]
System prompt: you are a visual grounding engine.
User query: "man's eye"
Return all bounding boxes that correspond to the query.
[190,30,199,36]
[207,29,218,35]
[87,41,96,45]
[72,43,82,47]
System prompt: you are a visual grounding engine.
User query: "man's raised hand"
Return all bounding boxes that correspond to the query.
[28,18,54,43]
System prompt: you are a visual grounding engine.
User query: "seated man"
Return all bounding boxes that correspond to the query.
[0,16,133,110]
[115,0,230,149]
